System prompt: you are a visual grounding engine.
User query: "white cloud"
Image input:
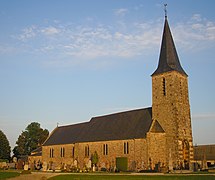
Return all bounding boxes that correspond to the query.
[206,24,215,40]
[10,13,215,67]
[191,14,202,22]
[173,14,215,50]
[114,8,128,17]
[18,25,37,41]
[41,26,60,36]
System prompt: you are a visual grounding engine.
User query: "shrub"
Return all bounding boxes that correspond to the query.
[116,157,128,172]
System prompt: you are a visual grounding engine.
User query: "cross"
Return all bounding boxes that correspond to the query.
[164,4,167,18]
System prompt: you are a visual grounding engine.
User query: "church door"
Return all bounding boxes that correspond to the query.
[182,140,190,169]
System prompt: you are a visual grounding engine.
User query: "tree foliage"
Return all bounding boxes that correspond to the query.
[13,122,49,157]
[91,151,99,166]
[0,130,11,160]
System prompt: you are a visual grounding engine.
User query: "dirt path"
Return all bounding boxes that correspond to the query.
[8,172,60,180]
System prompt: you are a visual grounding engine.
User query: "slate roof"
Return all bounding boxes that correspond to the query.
[43,107,152,146]
[150,120,165,133]
[30,147,42,156]
[194,144,215,161]
[152,17,187,76]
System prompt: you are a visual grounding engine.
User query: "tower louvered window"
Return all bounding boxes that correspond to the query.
[163,78,166,96]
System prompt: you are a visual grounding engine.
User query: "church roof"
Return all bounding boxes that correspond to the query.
[30,147,42,156]
[149,120,165,133]
[194,144,215,161]
[43,107,152,146]
[152,17,187,76]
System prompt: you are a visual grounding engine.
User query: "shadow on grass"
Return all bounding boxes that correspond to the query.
[0,171,20,179]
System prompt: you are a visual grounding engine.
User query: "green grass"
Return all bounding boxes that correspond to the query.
[49,174,215,180]
[0,171,20,179]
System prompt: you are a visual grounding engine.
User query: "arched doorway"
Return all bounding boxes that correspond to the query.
[182,140,190,169]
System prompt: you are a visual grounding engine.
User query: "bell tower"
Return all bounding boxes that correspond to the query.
[151,13,193,169]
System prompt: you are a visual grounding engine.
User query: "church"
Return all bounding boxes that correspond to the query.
[42,14,194,171]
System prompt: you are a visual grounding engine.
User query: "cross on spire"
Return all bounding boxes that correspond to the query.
[152,7,187,77]
[164,4,167,19]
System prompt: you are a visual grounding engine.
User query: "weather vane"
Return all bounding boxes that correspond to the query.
[164,4,167,18]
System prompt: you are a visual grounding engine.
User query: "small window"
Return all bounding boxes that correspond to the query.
[124,142,129,154]
[49,148,51,158]
[85,145,89,157]
[60,147,65,157]
[72,146,75,157]
[50,148,54,158]
[103,144,108,155]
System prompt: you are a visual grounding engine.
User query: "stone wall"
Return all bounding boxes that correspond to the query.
[42,138,148,171]
[146,131,166,168]
[152,71,193,169]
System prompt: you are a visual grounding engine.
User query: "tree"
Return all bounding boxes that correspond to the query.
[91,151,99,167]
[13,131,28,156]
[13,122,49,157]
[0,130,11,160]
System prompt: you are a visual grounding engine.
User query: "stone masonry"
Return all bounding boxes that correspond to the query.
[152,71,193,169]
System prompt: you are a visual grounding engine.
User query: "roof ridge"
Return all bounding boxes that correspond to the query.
[90,107,152,121]
[58,121,89,128]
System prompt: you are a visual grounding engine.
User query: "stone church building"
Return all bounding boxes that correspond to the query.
[42,15,194,171]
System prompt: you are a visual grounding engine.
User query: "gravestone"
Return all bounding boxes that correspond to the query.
[13,157,17,163]
[86,160,92,169]
[0,162,7,169]
[101,162,105,168]
[24,164,29,171]
[8,163,16,169]
[17,159,24,170]
[74,160,77,167]
[92,165,96,172]
[30,162,35,170]
[43,162,47,171]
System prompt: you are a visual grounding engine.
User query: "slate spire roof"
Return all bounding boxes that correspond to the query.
[152,16,187,76]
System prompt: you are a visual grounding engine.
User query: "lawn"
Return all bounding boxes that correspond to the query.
[49,174,215,180]
[0,171,20,179]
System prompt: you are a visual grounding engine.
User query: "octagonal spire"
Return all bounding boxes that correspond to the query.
[152,16,187,76]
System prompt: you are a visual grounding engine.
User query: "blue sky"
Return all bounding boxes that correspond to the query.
[0,0,215,149]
